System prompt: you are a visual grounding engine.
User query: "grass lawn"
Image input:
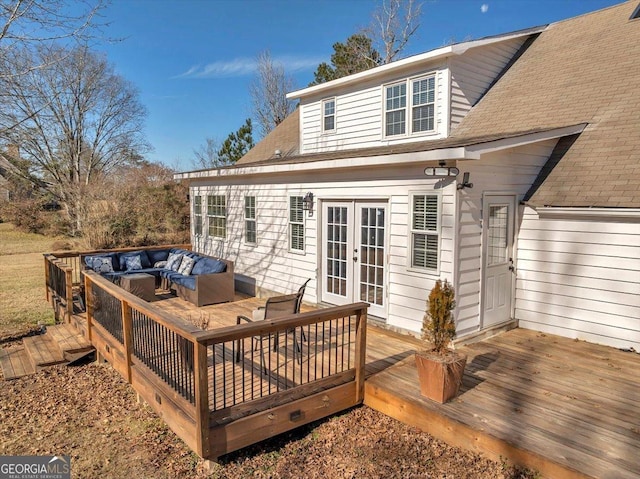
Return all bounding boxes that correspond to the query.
[0,223,56,334]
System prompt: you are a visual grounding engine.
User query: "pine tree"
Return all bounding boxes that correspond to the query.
[310,34,381,86]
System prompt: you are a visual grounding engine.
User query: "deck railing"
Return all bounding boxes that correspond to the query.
[44,244,192,288]
[44,254,74,323]
[81,269,368,460]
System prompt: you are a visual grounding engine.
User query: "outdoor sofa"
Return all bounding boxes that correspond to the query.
[81,247,234,306]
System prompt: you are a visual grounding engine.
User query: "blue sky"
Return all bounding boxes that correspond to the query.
[98,0,622,171]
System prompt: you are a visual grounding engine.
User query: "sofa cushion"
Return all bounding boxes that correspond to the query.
[147,249,170,265]
[177,256,196,275]
[124,255,143,271]
[192,257,226,275]
[118,250,151,271]
[166,252,183,271]
[172,275,196,291]
[85,255,115,273]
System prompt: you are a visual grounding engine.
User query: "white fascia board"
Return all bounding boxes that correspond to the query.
[534,207,640,220]
[287,26,546,100]
[465,124,587,155]
[173,147,477,181]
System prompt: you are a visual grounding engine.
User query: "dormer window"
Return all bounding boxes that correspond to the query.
[385,83,406,136]
[412,76,435,133]
[322,98,336,132]
[384,73,436,138]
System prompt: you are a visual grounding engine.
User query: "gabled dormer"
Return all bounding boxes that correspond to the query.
[287,26,545,155]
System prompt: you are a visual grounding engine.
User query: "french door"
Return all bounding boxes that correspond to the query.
[322,201,387,319]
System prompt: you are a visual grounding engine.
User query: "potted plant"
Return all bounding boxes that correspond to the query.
[415,279,467,403]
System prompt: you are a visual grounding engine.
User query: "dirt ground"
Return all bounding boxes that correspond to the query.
[0,335,537,479]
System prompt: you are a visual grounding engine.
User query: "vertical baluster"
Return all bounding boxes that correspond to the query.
[212,344,217,411]
[341,316,345,372]
[222,343,227,409]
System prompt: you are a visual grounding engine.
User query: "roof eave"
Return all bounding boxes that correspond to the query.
[287,25,547,100]
[173,123,586,181]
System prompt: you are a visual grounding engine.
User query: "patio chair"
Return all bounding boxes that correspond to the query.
[235,279,310,372]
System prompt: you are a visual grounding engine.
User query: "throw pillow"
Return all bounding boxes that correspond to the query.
[125,254,143,271]
[177,256,196,276]
[166,252,183,271]
[89,256,114,273]
[154,260,168,268]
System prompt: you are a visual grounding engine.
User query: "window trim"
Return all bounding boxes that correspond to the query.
[383,81,407,137]
[408,191,441,274]
[207,194,227,240]
[322,97,336,134]
[383,72,437,140]
[193,194,203,237]
[288,195,305,254]
[244,195,257,245]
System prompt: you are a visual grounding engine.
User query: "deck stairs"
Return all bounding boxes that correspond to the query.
[0,323,94,380]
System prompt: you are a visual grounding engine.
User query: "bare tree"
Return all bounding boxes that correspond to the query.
[370,0,423,64]
[0,0,105,69]
[192,137,221,169]
[0,45,149,233]
[249,50,296,138]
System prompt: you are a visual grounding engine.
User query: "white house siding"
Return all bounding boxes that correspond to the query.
[515,210,640,351]
[299,65,450,154]
[449,37,528,130]
[454,140,558,337]
[189,164,457,335]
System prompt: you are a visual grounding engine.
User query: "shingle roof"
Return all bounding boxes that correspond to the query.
[235,109,299,165]
[207,2,640,208]
[454,1,640,207]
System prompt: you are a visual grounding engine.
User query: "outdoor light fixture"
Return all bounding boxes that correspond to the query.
[302,192,314,217]
[424,166,460,177]
[457,172,474,190]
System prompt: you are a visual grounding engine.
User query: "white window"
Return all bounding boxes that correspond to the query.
[412,76,435,133]
[207,195,226,239]
[244,195,256,244]
[410,194,439,270]
[193,195,203,236]
[384,74,436,138]
[289,196,304,252]
[385,82,406,136]
[322,98,335,132]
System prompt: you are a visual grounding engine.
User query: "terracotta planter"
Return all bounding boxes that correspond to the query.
[415,350,467,403]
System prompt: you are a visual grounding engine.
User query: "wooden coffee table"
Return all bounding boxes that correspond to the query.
[120,273,155,302]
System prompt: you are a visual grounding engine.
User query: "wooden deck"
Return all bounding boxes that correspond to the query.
[365,328,640,479]
[92,291,640,478]
[43,273,640,476]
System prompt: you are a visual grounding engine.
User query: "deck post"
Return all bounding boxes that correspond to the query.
[85,273,93,342]
[121,300,133,383]
[65,266,73,324]
[354,306,367,404]
[44,255,50,303]
[194,340,210,459]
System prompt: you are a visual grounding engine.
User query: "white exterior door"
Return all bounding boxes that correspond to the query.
[322,201,387,319]
[482,195,516,328]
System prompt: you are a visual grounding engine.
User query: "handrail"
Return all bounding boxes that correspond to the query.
[85,271,203,339]
[193,303,369,345]
[49,243,192,259]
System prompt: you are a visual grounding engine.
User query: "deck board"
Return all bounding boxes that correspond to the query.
[66,291,640,478]
[23,334,65,367]
[0,347,36,379]
[364,329,640,479]
[47,324,93,355]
